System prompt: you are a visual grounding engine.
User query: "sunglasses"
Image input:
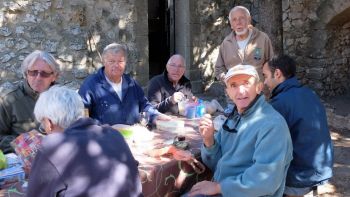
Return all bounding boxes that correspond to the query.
[27,70,54,78]
[222,112,241,133]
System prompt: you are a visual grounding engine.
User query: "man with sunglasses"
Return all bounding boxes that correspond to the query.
[0,50,59,153]
[188,65,293,197]
[263,55,333,197]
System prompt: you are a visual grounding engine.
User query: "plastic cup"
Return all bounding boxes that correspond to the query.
[185,105,197,119]
[178,100,187,116]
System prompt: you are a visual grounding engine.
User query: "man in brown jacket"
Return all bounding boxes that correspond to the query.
[215,5,274,82]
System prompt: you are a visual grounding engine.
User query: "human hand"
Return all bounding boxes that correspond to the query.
[188,181,221,197]
[190,96,198,103]
[199,114,215,147]
[171,92,185,104]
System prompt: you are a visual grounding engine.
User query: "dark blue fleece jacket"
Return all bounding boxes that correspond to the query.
[270,77,333,188]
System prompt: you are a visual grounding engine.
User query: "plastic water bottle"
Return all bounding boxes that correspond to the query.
[196,99,206,118]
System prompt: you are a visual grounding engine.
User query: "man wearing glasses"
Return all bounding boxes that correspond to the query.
[188,65,293,197]
[147,54,194,114]
[0,50,60,153]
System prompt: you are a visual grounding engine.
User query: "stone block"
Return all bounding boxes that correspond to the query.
[0,27,12,37]
[69,37,87,51]
[73,68,89,79]
[307,67,324,79]
[23,14,39,23]
[282,1,290,11]
[42,40,59,53]
[0,54,12,63]
[289,12,302,20]
[342,48,350,56]
[334,58,347,65]
[14,38,29,51]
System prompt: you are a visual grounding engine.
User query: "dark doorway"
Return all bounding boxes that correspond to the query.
[148,0,174,79]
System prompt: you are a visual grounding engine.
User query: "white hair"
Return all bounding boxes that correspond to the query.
[34,85,84,129]
[228,6,251,21]
[21,50,60,78]
[102,43,128,59]
[166,54,186,67]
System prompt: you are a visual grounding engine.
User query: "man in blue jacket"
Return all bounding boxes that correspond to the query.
[188,65,293,197]
[79,43,168,125]
[262,55,333,197]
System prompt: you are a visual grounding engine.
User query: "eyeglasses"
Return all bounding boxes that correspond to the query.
[222,113,241,133]
[38,124,47,135]
[169,64,185,69]
[27,70,54,78]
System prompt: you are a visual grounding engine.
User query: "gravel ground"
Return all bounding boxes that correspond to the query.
[310,128,350,197]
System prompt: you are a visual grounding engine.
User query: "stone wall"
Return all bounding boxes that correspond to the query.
[1,0,349,97]
[0,0,148,88]
[282,0,350,97]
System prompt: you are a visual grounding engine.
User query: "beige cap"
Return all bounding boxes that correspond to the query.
[224,64,259,83]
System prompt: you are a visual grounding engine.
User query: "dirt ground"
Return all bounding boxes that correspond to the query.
[307,128,350,197]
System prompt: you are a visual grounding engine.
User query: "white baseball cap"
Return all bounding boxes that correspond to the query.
[224,64,259,83]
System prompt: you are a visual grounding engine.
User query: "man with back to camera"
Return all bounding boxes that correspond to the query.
[27,86,142,197]
[188,65,293,197]
[262,54,333,197]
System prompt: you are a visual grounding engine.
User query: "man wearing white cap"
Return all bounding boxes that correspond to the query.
[188,65,293,197]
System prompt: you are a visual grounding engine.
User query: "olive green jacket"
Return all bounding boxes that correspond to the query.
[0,80,39,153]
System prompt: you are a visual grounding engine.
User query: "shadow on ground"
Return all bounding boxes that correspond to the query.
[320,128,350,197]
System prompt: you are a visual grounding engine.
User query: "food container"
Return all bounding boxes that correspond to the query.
[112,124,134,139]
[155,119,185,134]
[112,124,154,142]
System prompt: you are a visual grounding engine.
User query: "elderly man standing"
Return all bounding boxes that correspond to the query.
[215,5,274,82]
[188,65,292,197]
[79,43,166,126]
[0,50,60,153]
[27,86,142,197]
[262,55,333,197]
[147,54,193,114]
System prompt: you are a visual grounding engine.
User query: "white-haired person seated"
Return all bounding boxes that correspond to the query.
[27,86,142,197]
[0,50,60,153]
[187,65,292,197]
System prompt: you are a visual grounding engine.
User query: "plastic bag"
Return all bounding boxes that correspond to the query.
[10,130,44,171]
